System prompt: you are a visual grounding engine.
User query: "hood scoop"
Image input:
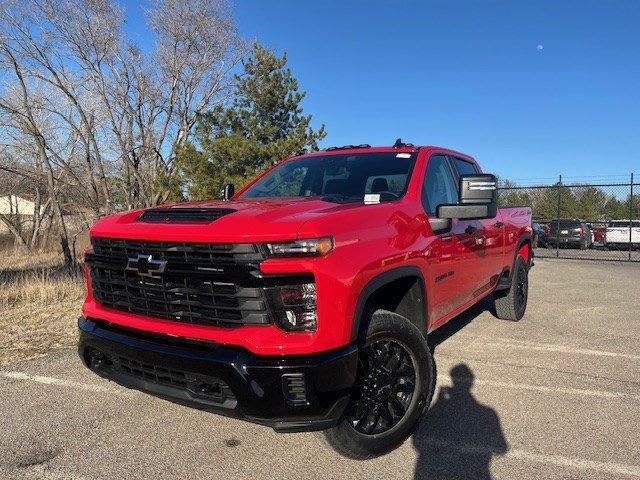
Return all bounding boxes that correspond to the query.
[137,207,236,224]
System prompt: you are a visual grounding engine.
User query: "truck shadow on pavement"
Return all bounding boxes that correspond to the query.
[427,298,491,352]
[414,300,508,479]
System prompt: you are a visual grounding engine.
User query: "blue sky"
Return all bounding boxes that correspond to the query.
[123,0,639,182]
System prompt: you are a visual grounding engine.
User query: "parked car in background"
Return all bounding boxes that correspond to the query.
[591,224,606,245]
[586,223,595,244]
[547,219,592,250]
[605,220,640,250]
[532,221,549,247]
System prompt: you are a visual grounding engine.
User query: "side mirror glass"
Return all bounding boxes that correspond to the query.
[220,183,235,201]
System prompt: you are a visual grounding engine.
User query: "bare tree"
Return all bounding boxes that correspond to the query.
[0,0,245,262]
[39,0,245,207]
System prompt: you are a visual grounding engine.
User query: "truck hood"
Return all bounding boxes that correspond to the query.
[90,197,359,242]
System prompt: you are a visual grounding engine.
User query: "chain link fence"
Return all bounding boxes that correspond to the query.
[498,174,639,262]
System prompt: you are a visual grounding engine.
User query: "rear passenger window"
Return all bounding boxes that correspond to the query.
[452,157,478,176]
[422,155,459,215]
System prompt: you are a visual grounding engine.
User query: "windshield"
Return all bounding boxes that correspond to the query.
[240,152,417,202]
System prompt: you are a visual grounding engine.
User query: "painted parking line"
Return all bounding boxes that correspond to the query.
[437,375,640,403]
[444,336,640,361]
[0,371,131,396]
[3,370,640,477]
[425,437,640,478]
[4,366,640,405]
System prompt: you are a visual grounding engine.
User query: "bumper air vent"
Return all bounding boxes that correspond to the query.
[282,373,307,406]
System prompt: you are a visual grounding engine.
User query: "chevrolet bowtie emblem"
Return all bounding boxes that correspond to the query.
[126,254,167,277]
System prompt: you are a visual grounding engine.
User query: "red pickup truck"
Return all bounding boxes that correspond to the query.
[79,143,532,458]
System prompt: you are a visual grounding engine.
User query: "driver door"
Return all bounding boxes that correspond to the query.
[421,154,473,327]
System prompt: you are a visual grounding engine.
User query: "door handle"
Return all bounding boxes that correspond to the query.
[465,225,477,235]
[494,221,504,228]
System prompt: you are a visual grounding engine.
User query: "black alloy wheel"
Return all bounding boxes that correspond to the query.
[515,262,528,317]
[322,309,435,459]
[347,339,416,435]
[492,254,529,322]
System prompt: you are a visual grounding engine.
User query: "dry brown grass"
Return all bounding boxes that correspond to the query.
[0,251,84,367]
[0,255,83,309]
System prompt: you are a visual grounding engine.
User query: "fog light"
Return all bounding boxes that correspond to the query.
[88,349,110,370]
[266,283,317,332]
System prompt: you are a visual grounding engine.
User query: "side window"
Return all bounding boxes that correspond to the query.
[422,155,459,215]
[452,157,479,177]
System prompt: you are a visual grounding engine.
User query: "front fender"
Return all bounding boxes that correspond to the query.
[349,265,427,342]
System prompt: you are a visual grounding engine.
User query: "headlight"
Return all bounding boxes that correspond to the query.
[265,283,317,332]
[264,237,333,257]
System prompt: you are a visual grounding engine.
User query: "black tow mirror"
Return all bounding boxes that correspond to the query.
[459,174,498,205]
[437,174,497,220]
[220,183,235,201]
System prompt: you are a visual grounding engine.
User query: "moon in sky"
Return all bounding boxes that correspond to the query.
[537,44,544,52]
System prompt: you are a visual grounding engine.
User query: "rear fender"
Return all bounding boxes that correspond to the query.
[496,233,532,291]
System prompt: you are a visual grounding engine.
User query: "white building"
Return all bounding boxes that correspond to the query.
[0,195,40,216]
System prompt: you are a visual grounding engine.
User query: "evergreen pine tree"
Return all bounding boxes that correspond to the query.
[178,44,326,199]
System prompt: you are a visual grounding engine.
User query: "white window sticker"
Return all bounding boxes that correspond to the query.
[364,194,380,204]
[396,153,411,158]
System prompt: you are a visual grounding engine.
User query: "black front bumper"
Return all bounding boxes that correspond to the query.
[78,317,358,432]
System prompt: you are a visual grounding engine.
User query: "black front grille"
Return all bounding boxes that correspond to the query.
[88,237,270,327]
[92,237,264,264]
[138,207,236,223]
[90,267,268,325]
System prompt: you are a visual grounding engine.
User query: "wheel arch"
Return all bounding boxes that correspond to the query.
[515,233,533,267]
[350,266,428,344]
[496,233,533,291]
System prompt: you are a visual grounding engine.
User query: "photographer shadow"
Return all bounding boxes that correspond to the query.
[412,364,508,480]
[413,299,508,479]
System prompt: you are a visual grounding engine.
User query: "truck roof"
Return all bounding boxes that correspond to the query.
[299,144,476,163]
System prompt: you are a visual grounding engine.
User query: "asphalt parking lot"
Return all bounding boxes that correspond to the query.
[1,258,639,480]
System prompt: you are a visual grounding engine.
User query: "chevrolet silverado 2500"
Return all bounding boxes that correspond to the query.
[79,143,532,458]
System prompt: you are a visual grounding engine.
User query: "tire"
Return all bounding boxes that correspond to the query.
[322,310,436,459]
[491,255,528,321]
